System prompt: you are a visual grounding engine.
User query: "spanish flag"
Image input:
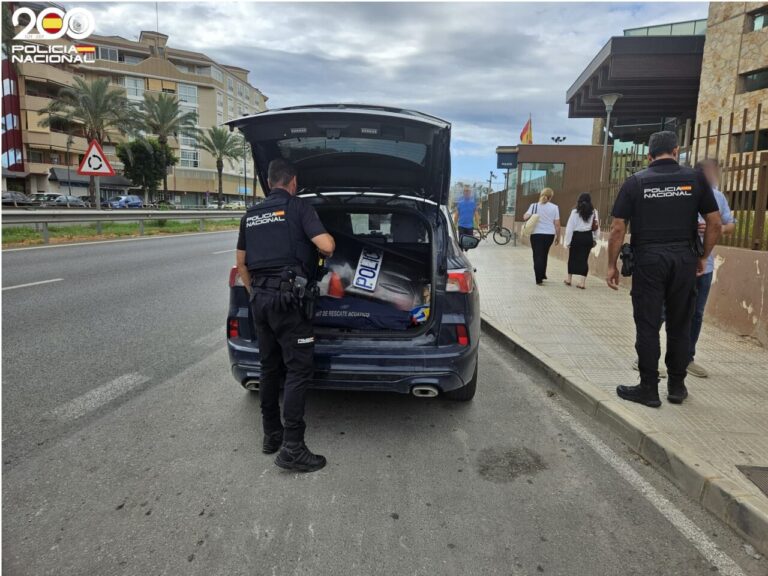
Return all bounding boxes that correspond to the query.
[75,45,96,54]
[520,116,533,145]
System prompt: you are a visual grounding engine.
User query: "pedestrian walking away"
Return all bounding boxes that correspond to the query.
[606,131,721,408]
[454,185,478,237]
[687,158,736,378]
[523,187,561,285]
[235,158,336,472]
[564,193,599,289]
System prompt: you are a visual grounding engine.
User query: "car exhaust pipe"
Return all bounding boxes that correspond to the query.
[411,385,439,398]
[244,379,260,391]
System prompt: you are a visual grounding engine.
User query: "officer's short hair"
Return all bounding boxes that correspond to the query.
[648,131,678,159]
[268,159,297,187]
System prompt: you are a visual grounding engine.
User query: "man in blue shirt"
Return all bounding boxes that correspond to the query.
[454,186,478,237]
[688,159,736,378]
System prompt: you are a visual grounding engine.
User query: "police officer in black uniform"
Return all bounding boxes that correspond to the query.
[606,131,721,408]
[235,159,335,472]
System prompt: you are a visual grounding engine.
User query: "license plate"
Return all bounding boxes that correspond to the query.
[352,248,383,292]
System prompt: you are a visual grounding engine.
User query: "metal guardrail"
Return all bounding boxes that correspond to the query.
[1,209,243,244]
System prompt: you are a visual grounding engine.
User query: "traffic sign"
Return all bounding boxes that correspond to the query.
[77,139,115,176]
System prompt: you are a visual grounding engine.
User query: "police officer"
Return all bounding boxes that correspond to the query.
[606,131,721,408]
[235,159,335,472]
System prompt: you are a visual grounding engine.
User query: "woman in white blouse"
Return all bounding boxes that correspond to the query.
[522,188,561,285]
[564,193,599,289]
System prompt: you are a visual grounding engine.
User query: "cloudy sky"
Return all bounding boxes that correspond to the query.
[85,1,708,185]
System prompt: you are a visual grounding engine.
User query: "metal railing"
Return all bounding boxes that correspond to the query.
[2,209,242,244]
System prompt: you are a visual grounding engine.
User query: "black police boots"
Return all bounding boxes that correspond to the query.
[667,381,689,405]
[262,430,284,454]
[616,382,661,408]
[275,442,327,473]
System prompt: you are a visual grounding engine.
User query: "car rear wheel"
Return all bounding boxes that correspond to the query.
[443,361,477,401]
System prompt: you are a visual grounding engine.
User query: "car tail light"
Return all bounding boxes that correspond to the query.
[456,324,469,346]
[228,318,239,338]
[447,269,474,293]
[229,266,244,288]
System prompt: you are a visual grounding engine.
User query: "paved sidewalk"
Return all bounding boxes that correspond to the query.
[470,242,768,553]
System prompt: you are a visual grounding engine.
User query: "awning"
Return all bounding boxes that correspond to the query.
[566,35,705,120]
[48,167,133,188]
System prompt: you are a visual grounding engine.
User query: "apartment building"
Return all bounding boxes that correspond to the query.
[2,5,268,205]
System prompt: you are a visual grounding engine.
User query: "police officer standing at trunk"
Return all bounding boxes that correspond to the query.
[235,159,335,472]
[606,131,721,408]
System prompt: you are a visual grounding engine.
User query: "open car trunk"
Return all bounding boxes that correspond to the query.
[312,202,434,335]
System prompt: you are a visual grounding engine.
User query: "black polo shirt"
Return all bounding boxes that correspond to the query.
[611,159,718,246]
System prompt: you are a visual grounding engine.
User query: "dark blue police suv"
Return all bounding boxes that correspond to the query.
[226,104,480,401]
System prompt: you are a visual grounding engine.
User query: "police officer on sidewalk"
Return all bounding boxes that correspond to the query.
[235,159,335,472]
[606,131,721,408]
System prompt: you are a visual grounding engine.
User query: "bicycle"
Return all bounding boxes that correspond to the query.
[474,219,513,245]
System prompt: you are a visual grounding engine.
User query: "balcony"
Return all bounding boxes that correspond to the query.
[17,63,75,87]
[19,95,52,112]
[23,130,89,152]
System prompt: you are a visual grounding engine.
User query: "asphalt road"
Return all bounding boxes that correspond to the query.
[2,234,765,575]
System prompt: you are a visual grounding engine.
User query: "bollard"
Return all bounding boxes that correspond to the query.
[42,222,49,244]
[139,220,144,236]
[199,219,205,232]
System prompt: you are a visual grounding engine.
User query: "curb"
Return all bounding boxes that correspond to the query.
[481,313,768,556]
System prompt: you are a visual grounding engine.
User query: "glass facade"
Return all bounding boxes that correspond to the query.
[519,162,565,197]
[624,19,706,37]
[742,68,768,93]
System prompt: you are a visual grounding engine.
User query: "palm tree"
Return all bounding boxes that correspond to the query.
[140,92,198,200]
[197,127,244,208]
[39,77,141,208]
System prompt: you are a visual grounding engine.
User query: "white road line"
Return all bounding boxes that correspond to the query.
[483,344,747,576]
[49,372,151,422]
[212,249,235,255]
[193,329,225,349]
[2,229,237,253]
[2,278,63,291]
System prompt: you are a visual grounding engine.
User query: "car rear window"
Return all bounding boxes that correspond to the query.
[278,137,427,165]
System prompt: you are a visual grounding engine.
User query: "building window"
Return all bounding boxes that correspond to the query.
[211,67,223,83]
[519,162,565,196]
[217,110,224,126]
[742,68,768,93]
[217,92,223,110]
[122,54,143,65]
[733,129,768,153]
[2,78,17,95]
[27,149,44,163]
[178,83,198,106]
[179,132,197,148]
[98,46,118,61]
[227,77,234,94]
[228,97,234,119]
[2,148,23,168]
[124,76,144,99]
[2,113,19,131]
[180,149,199,168]
[752,9,768,31]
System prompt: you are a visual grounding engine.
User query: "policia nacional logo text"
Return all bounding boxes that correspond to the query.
[246,210,285,227]
[643,185,693,199]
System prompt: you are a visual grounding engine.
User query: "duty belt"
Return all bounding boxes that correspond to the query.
[252,276,283,289]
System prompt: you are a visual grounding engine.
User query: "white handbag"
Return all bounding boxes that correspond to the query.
[522,204,540,238]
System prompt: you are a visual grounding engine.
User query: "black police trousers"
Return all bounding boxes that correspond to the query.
[631,244,697,386]
[249,287,315,443]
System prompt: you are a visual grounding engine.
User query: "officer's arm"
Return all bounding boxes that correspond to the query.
[235,250,251,293]
[311,233,335,257]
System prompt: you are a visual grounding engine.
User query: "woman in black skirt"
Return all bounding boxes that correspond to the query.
[564,193,598,289]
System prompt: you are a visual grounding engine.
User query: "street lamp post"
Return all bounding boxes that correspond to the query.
[600,93,622,182]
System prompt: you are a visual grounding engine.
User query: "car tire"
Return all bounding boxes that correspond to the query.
[443,360,477,401]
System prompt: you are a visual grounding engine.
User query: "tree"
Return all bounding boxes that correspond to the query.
[117,138,176,205]
[140,92,197,198]
[39,77,141,208]
[197,127,244,208]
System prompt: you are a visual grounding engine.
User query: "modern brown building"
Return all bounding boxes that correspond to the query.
[2,2,269,205]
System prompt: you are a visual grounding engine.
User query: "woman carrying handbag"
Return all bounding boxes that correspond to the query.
[522,188,561,285]
[564,193,599,289]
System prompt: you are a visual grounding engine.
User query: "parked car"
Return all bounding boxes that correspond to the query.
[2,191,35,207]
[30,192,62,205]
[226,104,480,401]
[105,195,143,209]
[223,200,246,210]
[49,195,88,208]
[155,199,177,209]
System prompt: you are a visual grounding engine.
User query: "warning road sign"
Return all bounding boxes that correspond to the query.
[77,140,115,176]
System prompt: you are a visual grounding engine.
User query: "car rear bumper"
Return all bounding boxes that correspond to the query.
[228,339,478,394]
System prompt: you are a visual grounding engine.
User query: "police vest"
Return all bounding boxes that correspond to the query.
[243,193,315,276]
[630,164,700,246]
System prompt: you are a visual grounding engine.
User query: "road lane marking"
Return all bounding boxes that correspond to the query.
[212,249,235,255]
[483,343,747,576]
[2,278,63,291]
[2,230,237,252]
[49,372,151,422]
[193,329,226,349]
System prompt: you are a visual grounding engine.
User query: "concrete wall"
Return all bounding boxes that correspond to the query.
[502,215,768,346]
